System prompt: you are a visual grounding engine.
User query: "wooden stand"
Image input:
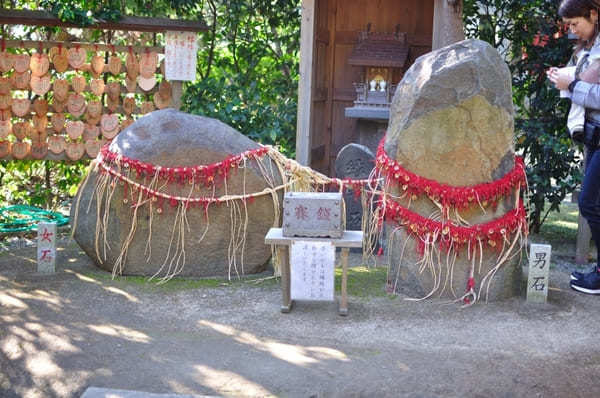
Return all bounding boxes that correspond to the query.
[265,228,363,316]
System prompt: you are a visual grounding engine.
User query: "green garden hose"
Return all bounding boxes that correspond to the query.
[0,205,69,233]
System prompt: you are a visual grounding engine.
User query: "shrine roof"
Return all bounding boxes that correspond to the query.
[348,32,409,68]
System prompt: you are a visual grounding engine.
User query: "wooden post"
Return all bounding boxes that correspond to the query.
[339,247,349,316]
[277,246,293,313]
[171,81,183,111]
[432,0,465,50]
[296,0,316,166]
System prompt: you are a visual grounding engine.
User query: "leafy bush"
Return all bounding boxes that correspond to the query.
[182,1,300,157]
[464,0,582,232]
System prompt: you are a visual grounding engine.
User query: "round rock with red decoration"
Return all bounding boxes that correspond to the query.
[71,109,283,278]
[384,39,521,302]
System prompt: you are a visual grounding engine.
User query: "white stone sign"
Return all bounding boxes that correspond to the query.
[290,240,335,301]
[37,222,56,273]
[165,31,198,81]
[527,243,552,303]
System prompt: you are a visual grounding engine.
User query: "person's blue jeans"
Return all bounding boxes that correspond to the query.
[579,146,600,263]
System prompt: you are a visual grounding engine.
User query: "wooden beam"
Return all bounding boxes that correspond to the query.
[296,0,316,166]
[432,0,465,50]
[0,9,208,33]
[3,39,164,54]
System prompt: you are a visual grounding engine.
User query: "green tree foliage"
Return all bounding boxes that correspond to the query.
[182,0,300,157]
[1,0,299,211]
[463,0,582,232]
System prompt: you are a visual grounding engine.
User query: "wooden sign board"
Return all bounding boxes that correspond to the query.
[283,192,343,238]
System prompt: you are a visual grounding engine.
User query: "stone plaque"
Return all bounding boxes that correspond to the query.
[335,143,374,231]
[37,222,56,273]
[283,192,343,238]
[527,244,551,303]
[290,240,335,301]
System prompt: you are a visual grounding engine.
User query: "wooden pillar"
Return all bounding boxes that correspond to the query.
[432,0,465,50]
[171,81,183,110]
[296,0,316,166]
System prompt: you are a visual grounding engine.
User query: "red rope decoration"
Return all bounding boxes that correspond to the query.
[99,145,270,186]
[383,198,528,255]
[98,145,375,201]
[376,140,526,210]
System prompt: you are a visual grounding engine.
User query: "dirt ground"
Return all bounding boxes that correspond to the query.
[1,237,600,398]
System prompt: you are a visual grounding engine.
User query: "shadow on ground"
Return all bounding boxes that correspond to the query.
[1,238,600,398]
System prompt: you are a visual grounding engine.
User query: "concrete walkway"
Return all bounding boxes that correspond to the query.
[80,387,217,397]
[1,238,599,398]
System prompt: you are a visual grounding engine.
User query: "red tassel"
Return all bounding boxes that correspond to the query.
[466,277,475,290]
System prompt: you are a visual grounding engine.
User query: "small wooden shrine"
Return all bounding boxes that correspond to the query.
[296,0,463,175]
[345,28,410,120]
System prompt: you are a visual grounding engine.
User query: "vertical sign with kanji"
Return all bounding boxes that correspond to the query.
[165,31,198,82]
[290,241,335,301]
[527,244,552,303]
[37,222,56,273]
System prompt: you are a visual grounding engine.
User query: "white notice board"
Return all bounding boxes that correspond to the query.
[290,241,335,301]
[165,31,198,81]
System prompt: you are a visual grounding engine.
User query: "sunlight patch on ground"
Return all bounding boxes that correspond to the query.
[26,351,62,377]
[0,291,28,309]
[65,269,139,302]
[0,288,64,311]
[194,365,276,397]
[86,324,151,343]
[23,323,80,353]
[553,220,578,229]
[198,320,349,366]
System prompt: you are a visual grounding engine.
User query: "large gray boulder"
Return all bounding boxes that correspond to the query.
[385,39,521,300]
[71,109,282,278]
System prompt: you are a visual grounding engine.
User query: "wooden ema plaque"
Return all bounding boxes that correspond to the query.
[30,52,49,76]
[52,51,69,73]
[91,54,104,75]
[12,70,31,90]
[30,74,51,96]
[0,119,11,139]
[48,135,65,154]
[11,98,30,117]
[0,140,11,158]
[0,40,176,159]
[67,47,86,69]
[0,51,13,72]
[13,54,30,73]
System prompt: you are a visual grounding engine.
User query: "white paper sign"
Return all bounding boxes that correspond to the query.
[290,241,335,301]
[165,31,198,81]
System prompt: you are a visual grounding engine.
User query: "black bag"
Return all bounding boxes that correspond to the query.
[583,121,600,148]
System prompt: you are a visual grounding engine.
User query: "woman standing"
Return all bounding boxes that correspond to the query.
[548,0,600,294]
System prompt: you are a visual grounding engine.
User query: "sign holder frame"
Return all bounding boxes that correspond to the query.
[265,228,363,316]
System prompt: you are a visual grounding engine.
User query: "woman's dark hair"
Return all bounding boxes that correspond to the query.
[559,0,600,19]
[559,0,600,49]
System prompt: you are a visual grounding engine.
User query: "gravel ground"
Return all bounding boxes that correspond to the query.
[1,237,600,398]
